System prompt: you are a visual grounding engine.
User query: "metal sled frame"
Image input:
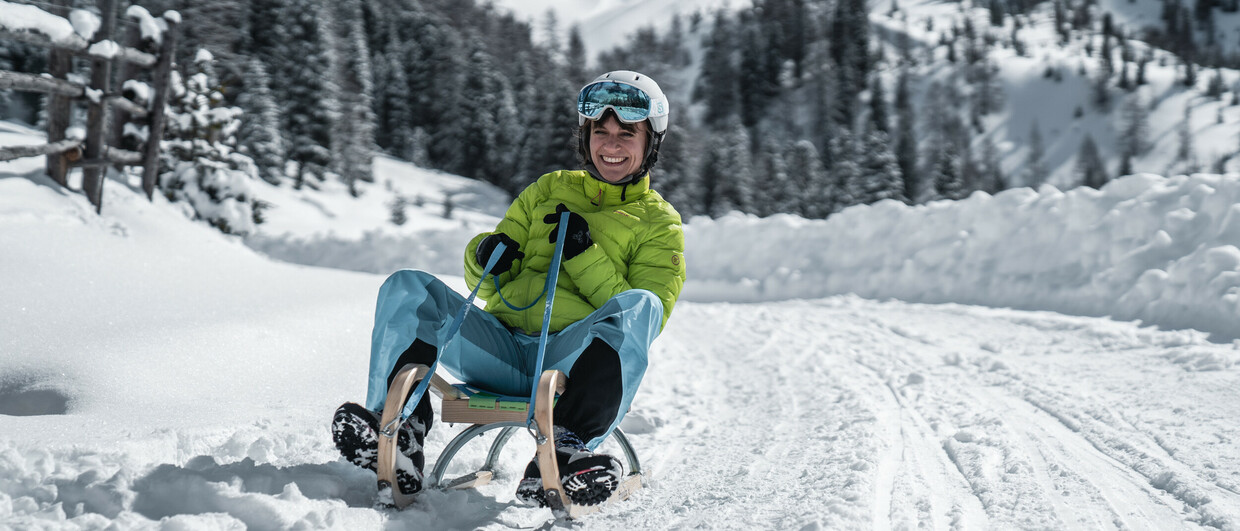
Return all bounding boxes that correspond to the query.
[378,363,643,517]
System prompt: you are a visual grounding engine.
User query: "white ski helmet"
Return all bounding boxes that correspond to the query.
[576,70,669,183]
[577,70,669,134]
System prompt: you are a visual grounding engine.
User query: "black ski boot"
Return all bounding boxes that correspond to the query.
[515,426,623,507]
[331,402,427,494]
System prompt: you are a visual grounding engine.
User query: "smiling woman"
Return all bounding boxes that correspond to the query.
[330,70,687,511]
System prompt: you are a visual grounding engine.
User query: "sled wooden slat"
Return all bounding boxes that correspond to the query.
[440,396,529,424]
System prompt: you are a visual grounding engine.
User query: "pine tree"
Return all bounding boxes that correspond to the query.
[708,118,756,216]
[869,73,890,134]
[989,0,1005,26]
[974,54,1002,117]
[159,50,263,235]
[829,129,860,211]
[376,36,416,159]
[236,58,286,185]
[784,139,830,218]
[1120,95,1150,170]
[755,138,793,216]
[808,42,841,157]
[486,78,524,194]
[337,3,378,196]
[1076,133,1108,188]
[695,11,739,125]
[739,20,777,128]
[565,26,588,88]
[390,194,408,225]
[453,48,501,183]
[1177,102,1197,171]
[511,51,575,192]
[1207,68,1226,99]
[920,80,971,200]
[248,0,288,87]
[653,124,703,217]
[857,130,907,204]
[977,134,1006,193]
[894,68,918,202]
[931,140,967,200]
[1092,66,1113,110]
[279,0,339,188]
[1025,120,1047,186]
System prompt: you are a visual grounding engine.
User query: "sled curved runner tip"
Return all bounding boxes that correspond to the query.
[377,363,644,517]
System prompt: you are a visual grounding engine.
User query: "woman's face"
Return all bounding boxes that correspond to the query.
[589,115,648,183]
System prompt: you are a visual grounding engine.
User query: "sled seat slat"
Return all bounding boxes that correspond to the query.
[430,378,564,425]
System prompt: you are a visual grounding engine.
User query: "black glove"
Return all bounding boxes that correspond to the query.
[543,203,592,260]
[475,233,524,275]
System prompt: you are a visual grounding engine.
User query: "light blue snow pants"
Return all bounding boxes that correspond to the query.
[364,269,662,449]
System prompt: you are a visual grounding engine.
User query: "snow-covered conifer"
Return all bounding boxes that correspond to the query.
[1076,134,1108,188]
[336,4,378,196]
[278,0,339,189]
[653,124,703,217]
[977,134,1006,193]
[785,139,830,218]
[159,50,263,235]
[829,129,860,211]
[754,138,793,216]
[236,58,285,185]
[869,74,890,134]
[1120,95,1150,165]
[894,68,918,203]
[1025,119,1047,186]
[857,130,907,204]
[707,118,756,217]
[695,11,739,126]
[375,36,416,159]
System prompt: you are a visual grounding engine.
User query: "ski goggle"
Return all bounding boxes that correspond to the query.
[577,81,660,124]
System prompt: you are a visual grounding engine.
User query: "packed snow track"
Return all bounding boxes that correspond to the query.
[623,296,1240,530]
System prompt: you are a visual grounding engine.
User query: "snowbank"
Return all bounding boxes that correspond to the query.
[683,173,1240,341]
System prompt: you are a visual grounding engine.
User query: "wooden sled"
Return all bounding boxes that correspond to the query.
[377,363,644,518]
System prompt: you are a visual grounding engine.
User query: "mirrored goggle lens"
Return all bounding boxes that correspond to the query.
[578,81,651,123]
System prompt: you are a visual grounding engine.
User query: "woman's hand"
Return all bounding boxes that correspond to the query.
[475,233,524,275]
[543,203,592,259]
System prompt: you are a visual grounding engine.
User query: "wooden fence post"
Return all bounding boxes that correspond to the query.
[44,0,73,188]
[82,0,118,214]
[141,15,178,201]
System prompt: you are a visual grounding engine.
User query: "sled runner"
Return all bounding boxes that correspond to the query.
[376,362,644,518]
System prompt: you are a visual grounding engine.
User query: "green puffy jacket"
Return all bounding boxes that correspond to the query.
[464,170,686,334]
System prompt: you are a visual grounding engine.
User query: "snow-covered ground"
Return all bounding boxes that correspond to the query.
[3,119,1239,528]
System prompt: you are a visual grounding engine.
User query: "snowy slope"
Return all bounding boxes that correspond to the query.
[489,0,736,61]
[516,0,1240,195]
[4,130,1240,528]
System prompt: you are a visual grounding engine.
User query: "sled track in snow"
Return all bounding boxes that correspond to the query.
[631,298,1240,530]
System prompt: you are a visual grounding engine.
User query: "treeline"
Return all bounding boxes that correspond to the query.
[78,0,590,198]
[611,0,1007,219]
[3,0,1236,224]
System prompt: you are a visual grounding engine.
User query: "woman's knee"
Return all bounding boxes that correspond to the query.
[613,289,663,324]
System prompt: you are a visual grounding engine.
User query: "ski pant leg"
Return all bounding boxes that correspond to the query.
[365,270,525,420]
[543,289,663,450]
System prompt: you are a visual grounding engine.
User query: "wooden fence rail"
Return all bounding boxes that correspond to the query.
[0,0,178,214]
[0,27,157,68]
